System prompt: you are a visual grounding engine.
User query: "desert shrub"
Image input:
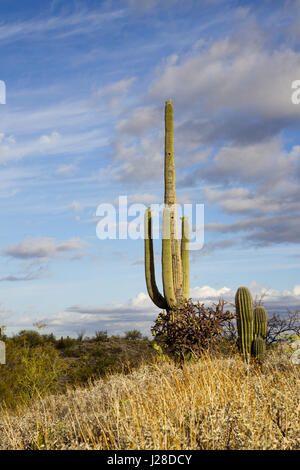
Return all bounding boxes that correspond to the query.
[15,329,45,347]
[62,346,81,357]
[89,345,106,357]
[56,336,75,350]
[95,330,108,342]
[267,309,300,345]
[151,299,234,361]
[0,339,67,409]
[76,330,86,342]
[124,329,143,341]
[41,333,56,344]
[70,352,117,384]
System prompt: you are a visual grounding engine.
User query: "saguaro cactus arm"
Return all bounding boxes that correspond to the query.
[181,216,190,300]
[144,208,168,310]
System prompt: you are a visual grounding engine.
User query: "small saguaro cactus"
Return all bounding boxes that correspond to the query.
[252,305,268,363]
[235,286,254,363]
[144,100,190,311]
[253,305,268,340]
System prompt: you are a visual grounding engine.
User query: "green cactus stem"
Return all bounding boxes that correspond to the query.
[162,207,177,309]
[144,207,168,310]
[181,216,190,300]
[253,305,268,340]
[164,99,183,303]
[251,336,266,363]
[235,286,254,363]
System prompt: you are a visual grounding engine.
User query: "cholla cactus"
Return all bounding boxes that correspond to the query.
[144,100,190,311]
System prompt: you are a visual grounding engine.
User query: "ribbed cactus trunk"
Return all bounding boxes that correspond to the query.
[144,100,190,312]
[181,216,190,300]
[162,207,177,308]
[252,305,267,363]
[251,337,266,364]
[164,100,183,303]
[253,306,268,340]
[235,286,254,363]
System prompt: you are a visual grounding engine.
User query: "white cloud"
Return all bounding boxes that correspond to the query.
[69,201,83,212]
[116,106,160,136]
[207,138,297,185]
[0,306,14,322]
[3,237,87,261]
[5,283,300,337]
[114,193,161,205]
[96,77,136,108]
[0,130,107,164]
[55,164,78,176]
[0,9,126,42]
[191,283,300,314]
[150,32,300,120]
[190,285,232,300]
[112,135,164,183]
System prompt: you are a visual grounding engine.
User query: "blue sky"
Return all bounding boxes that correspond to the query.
[0,0,300,338]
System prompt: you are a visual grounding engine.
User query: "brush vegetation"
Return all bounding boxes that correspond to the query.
[0,343,299,450]
[0,326,299,450]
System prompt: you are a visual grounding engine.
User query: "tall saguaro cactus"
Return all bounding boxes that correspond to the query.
[144,100,190,311]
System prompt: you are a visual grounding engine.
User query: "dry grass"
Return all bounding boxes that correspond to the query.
[0,348,299,450]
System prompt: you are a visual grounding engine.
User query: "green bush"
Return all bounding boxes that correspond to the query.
[15,330,44,347]
[0,339,67,409]
[95,330,108,342]
[41,333,56,344]
[76,330,85,342]
[124,329,143,341]
[56,336,75,350]
[70,352,117,384]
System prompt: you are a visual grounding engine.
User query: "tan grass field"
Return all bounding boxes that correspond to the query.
[0,348,299,450]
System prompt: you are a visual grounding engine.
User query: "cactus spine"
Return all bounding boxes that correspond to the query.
[235,286,253,363]
[144,100,190,311]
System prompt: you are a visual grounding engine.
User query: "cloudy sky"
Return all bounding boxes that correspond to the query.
[0,0,300,338]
